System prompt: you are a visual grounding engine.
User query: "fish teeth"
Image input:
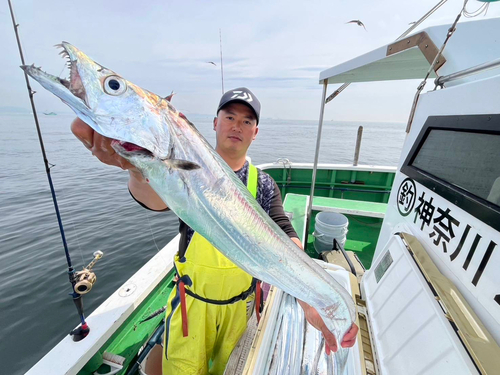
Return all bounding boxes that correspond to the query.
[56,44,72,65]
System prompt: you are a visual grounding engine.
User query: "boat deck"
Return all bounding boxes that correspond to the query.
[283,193,386,268]
[311,195,387,218]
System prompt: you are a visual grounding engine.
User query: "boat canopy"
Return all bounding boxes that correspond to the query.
[319,37,440,84]
[319,18,500,86]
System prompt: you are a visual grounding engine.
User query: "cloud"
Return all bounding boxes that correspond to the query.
[2,0,500,121]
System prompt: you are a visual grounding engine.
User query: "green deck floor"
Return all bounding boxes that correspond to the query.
[283,193,382,269]
[312,196,387,218]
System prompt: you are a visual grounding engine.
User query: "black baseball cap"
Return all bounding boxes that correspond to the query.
[217,87,261,124]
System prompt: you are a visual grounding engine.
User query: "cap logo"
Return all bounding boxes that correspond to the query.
[231,90,253,102]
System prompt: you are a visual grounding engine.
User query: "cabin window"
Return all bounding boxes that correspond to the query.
[401,115,500,232]
[410,129,500,206]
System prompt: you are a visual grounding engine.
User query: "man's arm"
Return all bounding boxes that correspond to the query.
[299,265,359,353]
[71,118,167,211]
[128,170,168,211]
[290,237,359,352]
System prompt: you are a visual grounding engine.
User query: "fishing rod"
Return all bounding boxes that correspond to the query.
[8,0,102,341]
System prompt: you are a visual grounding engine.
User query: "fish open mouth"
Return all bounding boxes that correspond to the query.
[111,140,154,157]
[21,43,88,106]
[56,44,87,103]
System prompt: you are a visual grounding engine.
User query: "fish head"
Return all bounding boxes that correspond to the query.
[21,42,173,159]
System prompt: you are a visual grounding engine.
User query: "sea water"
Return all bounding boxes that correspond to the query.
[0,113,405,374]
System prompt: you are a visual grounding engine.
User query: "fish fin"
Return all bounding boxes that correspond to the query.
[165,91,176,102]
[162,159,201,171]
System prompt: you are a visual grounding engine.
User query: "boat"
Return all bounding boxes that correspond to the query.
[25,12,500,375]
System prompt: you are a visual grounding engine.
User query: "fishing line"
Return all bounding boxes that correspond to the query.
[145,210,161,252]
[58,63,67,80]
[52,183,87,266]
[51,190,86,267]
[67,214,86,267]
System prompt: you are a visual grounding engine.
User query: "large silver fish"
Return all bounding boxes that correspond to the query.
[22,42,356,373]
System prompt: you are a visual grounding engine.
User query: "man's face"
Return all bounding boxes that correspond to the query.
[214,102,259,156]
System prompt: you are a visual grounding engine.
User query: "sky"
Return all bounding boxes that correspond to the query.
[1,0,499,122]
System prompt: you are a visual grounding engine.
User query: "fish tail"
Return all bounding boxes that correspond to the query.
[334,347,349,374]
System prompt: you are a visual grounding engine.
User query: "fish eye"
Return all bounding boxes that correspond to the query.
[104,76,127,96]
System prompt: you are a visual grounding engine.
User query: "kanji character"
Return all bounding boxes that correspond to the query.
[414,192,435,231]
[429,207,459,253]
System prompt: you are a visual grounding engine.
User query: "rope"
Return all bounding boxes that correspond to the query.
[348,215,382,227]
[463,1,489,18]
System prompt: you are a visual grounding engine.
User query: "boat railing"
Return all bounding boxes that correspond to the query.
[435,57,500,86]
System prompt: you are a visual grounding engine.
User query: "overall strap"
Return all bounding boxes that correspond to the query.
[247,163,258,198]
[247,164,262,321]
[178,277,257,305]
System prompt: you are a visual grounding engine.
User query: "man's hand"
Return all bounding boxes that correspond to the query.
[71,117,167,210]
[289,239,359,353]
[71,117,137,172]
[298,301,359,354]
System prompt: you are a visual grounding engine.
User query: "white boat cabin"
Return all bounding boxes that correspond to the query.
[243,17,500,375]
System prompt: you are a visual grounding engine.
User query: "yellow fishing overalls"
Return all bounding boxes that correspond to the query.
[162,164,261,375]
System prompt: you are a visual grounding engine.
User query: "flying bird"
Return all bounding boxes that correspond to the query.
[206,61,217,66]
[346,20,367,31]
[409,21,416,25]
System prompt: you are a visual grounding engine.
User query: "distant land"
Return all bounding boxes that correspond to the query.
[0,106,31,114]
[0,106,72,115]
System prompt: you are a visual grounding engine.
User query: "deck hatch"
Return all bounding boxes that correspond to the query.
[399,232,500,374]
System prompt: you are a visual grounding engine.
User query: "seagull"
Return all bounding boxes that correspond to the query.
[346,20,367,31]
[206,61,217,66]
[409,21,416,25]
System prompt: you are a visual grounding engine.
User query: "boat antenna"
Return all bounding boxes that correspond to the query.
[8,0,91,341]
[396,0,448,40]
[219,28,225,95]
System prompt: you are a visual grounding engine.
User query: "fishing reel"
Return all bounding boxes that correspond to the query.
[73,250,104,295]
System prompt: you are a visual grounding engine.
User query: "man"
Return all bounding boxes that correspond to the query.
[72,87,358,374]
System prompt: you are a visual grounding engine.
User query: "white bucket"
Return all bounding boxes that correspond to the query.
[313,212,348,253]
